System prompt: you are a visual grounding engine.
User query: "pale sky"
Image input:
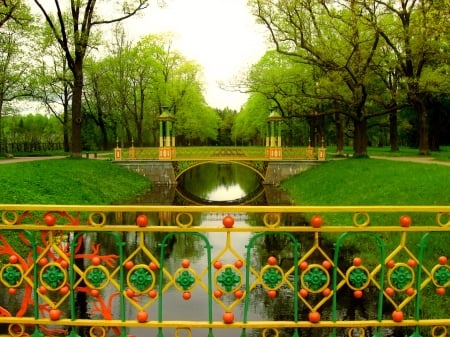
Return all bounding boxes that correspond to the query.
[124,0,269,110]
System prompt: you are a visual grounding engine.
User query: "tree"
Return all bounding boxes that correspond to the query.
[0,3,32,153]
[249,0,382,157]
[367,0,450,155]
[0,0,30,28]
[32,0,149,157]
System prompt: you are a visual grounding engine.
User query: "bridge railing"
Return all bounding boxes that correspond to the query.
[0,205,448,337]
[114,146,323,161]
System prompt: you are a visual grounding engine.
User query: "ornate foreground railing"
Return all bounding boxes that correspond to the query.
[0,205,448,337]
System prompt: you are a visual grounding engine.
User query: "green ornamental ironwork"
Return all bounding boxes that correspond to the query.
[130,267,153,292]
[87,267,107,288]
[390,266,413,290]
[263,267,282,289]
[42,265,65,289]
[217,267,241,292]
[304,267,328,291]
[349,268,368,289]
[176,270,196,291]
[434,266,450,286]
[2,265,21,286]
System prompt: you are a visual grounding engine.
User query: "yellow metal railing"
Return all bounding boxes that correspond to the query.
[113,146,324,161]
[0,205,448,337]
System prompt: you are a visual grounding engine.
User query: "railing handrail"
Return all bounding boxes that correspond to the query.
[0,205,448,337]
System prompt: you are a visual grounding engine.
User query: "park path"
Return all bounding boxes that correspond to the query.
[0,156,67,164]
[370,156,450,167]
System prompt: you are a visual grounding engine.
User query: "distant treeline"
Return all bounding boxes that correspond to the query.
[1,142,64,153]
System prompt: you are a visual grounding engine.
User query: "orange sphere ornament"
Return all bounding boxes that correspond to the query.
[222,215,235,228]
[49,309,61,321]
[322,260,332,269]
[213,260,222,269]
[310,215,323,228]
[149,262,158,271]
[353,290,363,299]
[39,257,48,267]
[182,292,191,300]
[234,290,244,299]
[267,256,277,265]
[436,287,446,296]
[308,311,321,323]
[300,261,308,270]
[353,257,362,266]
[407,259,417,267]
[299,289,309,298]
[59,286,70,295]
[267,290,277,298]
[148,289,157,298]
[8,288,17,295]
[44,214,56,226]
[137,311,148,323]
[234,259,244,268]
[223,312,234,324]
[385,287,395,297]
[386,260,396,268]
[9,255,18,264]
[136,214,148,227]
[392,310,403,322]
[399,215,412,227]
[126,289,135,298]
[181,259,190,268]
[124,261,134,270]
[405,287,415,296]
[214,290,223,298]
[92,256,101,266]
[438,256,448,265]
[90,289,100,297]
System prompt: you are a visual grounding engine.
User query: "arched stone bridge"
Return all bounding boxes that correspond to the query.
[113,146,326,185]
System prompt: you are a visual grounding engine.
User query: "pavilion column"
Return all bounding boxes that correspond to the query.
[265,106,283,159]
[158,106,176,160]
[159,121,164,147]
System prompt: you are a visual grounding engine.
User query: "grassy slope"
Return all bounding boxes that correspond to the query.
[281,157,450,228]
[0,158,151,204]
[281,158,450,206]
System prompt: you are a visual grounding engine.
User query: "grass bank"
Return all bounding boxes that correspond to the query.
[0,158,151,204]
[281,157,450,206]
[281,157,450,225]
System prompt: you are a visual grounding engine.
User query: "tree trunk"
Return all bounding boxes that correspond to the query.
[353,118,368,157]
[389,108,399,152]
[408,82,429,155]
[71,62,84,157]
[335,112,344,155]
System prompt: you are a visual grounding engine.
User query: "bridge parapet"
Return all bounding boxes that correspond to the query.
[113,146,326,161]
[0,205,448,337]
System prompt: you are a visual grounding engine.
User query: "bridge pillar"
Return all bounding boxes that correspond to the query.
[158,106,176,160]
[266,106,283,159]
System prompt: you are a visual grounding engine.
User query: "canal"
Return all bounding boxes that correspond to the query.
[123,162,302,337]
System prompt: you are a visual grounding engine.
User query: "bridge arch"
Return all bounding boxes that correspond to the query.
[174,160,266,181]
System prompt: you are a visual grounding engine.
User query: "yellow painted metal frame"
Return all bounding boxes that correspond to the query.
[0,205,448,337]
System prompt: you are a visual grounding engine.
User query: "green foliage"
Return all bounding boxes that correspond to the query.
[0,158,151,204]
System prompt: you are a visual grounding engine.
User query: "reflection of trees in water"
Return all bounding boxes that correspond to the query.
[179,163,261,200]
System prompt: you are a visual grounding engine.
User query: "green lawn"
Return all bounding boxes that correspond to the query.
[281,157,450,225]
[328,145,450,162]
[0,158,151,204]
